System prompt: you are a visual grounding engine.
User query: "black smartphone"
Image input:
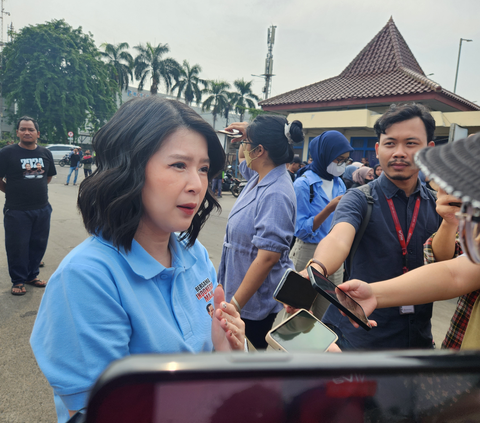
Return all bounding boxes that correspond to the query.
[273,269,318,310]
[307,266,372,331]
[266,309,338,352]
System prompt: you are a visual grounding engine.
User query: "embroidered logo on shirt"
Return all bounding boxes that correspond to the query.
[195,278,214,302]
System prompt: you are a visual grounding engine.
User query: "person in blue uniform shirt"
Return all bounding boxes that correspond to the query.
[30,97,245,422]
[217,116,304,349]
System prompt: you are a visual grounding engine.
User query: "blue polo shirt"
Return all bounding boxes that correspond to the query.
[31,234,216,421]
[322,173,442,350]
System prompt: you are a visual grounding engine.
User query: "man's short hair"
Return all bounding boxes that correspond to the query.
[374,103,435,142]
[16,116,39,132]
[291,155,302,165]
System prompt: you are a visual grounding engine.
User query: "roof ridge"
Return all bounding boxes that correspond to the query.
[399,67,442,92]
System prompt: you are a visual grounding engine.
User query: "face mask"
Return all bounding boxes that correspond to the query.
[244,145,259,169]
[326,161,346,177]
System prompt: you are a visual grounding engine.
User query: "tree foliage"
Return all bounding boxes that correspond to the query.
[232,79,260,121]
[171,60,206,106]
[100,42,133,95]
[1,20,118,142]
[134,42,180,95]
[202,80,231,129]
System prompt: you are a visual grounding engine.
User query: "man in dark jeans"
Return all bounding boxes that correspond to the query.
[0,116,56,295]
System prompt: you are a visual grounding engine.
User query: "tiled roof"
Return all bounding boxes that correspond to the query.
[260,18,480,111]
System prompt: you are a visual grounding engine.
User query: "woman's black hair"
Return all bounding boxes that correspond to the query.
[77,96,225,251]
[246,115,304,166]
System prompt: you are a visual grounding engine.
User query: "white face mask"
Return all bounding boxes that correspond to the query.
[326,162,346,177]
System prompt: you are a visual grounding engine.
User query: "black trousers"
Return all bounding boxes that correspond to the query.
[243,313,277,350]
[4,204,52,284]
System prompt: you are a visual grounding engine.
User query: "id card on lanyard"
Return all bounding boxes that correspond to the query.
[386,195,421,315]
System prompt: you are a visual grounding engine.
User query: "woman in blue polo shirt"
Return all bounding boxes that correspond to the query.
[30,97,245,422]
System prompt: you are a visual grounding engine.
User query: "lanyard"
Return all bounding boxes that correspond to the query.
[386,195,421,274]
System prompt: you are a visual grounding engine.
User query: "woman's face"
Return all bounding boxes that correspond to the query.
[366,169,374,181]
[375,166,383,177]
[139,128,210,240]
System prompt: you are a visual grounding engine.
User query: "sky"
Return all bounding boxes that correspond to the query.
[4,0,480,105]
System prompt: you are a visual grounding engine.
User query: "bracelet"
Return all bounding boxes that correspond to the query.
[232,296,242,313]
[305,259,329,278]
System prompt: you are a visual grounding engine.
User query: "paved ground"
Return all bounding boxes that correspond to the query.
[0,165,457,422]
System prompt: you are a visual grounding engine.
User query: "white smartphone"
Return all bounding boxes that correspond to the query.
[266,309,338,353]
[215,129,243,138]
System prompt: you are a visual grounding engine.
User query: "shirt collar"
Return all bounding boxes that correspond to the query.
[257,164,289,188]
[378,172,426,200]
[97,233,197,280]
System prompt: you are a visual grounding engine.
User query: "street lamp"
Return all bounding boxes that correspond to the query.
[454,38,473,94]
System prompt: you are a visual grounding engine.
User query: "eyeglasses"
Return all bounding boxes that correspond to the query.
[456,203,480,264]
[240,141,254,146]
[333,157,349,166]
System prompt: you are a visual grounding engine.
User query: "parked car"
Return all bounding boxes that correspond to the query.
[46,144,81,162]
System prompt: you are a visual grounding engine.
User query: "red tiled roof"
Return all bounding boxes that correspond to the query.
[260,18,480,111]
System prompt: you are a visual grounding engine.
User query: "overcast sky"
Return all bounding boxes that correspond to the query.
[5,0,480,106]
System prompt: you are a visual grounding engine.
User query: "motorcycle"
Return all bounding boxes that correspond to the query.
[230,177,247,197]
[221,167,234,192]
[59,154,83,168]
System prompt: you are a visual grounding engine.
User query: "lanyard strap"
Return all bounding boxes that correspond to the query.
[386,195,421,273]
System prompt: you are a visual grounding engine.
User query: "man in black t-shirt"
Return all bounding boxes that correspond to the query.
[0,116,57,295]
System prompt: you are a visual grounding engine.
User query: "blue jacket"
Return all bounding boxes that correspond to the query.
[293,169,346,244]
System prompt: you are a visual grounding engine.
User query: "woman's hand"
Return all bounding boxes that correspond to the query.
[211,285,246,351]
[224,122,249,143]
[335,280,378,328]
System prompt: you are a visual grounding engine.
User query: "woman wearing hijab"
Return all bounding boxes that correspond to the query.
[290,131,353,304]
[373,164,382,179]
[350,167,374,188]
[342,163,361,189]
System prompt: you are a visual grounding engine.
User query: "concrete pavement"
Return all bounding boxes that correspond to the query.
[0,165,457,422]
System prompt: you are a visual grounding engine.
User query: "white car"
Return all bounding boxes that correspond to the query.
[46,144,81,162]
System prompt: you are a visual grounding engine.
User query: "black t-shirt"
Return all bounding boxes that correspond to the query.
[0,144,57,210]
[70,153,81,167]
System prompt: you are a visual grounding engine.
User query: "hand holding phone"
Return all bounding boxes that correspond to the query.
[273,269,318,311]
[308,266,373,331]
[266,309,338,352]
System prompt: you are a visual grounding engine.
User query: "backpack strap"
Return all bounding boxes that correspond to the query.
[300,175,315,203]
[347,184,374,277]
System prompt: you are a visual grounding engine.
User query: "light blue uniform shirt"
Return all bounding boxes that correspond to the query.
[218,161,296,320]
[293,169,346,244]
[30,235,216,422]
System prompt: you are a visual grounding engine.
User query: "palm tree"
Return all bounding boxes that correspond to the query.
[171,60,206,106]
[201,80,231,129]
[232,79,260,121]
[133,42,180,95]
[100,42,134,93]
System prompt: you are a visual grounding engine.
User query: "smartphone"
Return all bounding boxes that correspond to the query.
[307,266,372,331]
[273,269,318,310]
[216,129,243,138]
[266,309,338,352]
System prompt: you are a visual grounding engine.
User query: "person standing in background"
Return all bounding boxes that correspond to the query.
[0,116,56,295]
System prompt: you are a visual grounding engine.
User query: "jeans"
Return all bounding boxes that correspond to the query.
[212,178,222,197]
[83,168,92,178]
[66,166,79,184]
[4,204,52,284]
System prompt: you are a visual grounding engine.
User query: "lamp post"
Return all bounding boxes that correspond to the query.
[454,38,472,94]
